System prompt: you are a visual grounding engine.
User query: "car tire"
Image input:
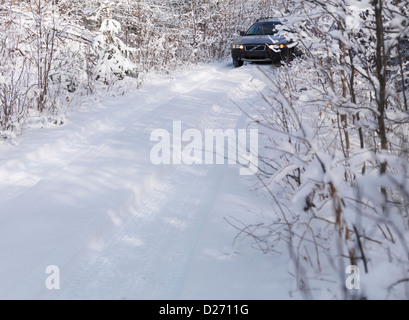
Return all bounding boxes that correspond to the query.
[281,49,293,65]
[233,58,244,68]
[273,60,282,67]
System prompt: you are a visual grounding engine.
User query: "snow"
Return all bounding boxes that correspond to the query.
[0,62,294,300]
[99,19,121,34]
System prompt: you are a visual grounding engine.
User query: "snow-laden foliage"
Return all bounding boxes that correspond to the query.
[0,0,94,137]
[94,18,137,84]
[244,0,409,299]
[93,1,137,84]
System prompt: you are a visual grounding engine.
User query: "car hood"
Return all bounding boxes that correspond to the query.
[238,35,288,45]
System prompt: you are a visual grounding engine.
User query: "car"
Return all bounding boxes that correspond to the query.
[231,18,300,68]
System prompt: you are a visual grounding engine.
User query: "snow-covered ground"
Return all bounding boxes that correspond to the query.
[0,62,294,300]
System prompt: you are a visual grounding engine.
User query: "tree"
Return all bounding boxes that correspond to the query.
[93,0,137,85]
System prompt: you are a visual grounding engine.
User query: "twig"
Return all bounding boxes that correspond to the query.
[387,278,409,291]
[353,225,368,274]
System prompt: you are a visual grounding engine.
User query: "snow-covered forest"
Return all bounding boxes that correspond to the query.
[0,0,279,137]
[241,0,409,299]
[0,0,409,300]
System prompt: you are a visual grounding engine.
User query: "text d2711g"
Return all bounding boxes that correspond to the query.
[203,305,249,315]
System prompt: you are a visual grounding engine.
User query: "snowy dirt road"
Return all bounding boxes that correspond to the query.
[0,62,292,299]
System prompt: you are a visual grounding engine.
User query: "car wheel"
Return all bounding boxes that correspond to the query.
[233,58,243,68]
[272,60,281,67]
[282,49,293,65]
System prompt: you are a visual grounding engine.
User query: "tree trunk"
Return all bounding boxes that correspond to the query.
[373,0,388,209]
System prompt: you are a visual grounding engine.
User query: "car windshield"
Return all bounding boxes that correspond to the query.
[246,22,282,36]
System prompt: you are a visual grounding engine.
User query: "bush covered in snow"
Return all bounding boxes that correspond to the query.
[241,0,409,299]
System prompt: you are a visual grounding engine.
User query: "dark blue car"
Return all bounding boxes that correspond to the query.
[231,18,300,67]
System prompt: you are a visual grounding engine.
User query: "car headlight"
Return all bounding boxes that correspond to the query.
[269,44,286,50]
[232,44,244,50]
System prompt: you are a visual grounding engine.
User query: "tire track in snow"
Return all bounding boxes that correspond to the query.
[0,65,236,299]
[0,68,217,204]
[0,62,267,299]
[44,63,263,300]
[57,165,223,299]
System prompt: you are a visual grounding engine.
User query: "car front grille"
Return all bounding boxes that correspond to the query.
[245,45,266,51]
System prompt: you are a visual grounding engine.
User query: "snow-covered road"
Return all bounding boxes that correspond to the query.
[0,62,292,299]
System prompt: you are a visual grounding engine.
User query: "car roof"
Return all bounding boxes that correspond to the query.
[255,18,282,23]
